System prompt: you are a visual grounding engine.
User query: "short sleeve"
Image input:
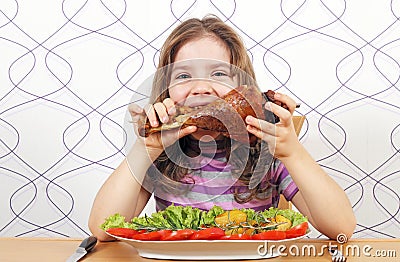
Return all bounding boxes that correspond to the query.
[273,160,299,201]
[140,165,157,193]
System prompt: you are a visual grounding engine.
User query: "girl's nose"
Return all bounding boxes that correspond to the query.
[190,80,215,95]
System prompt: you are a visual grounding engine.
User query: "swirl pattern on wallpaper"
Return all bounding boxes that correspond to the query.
[0,0,399,238]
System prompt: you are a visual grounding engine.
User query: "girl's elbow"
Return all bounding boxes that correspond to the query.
[89,224,115,242]
[345,214,357,239]
[331,214,357,241]
[96,232,115,242]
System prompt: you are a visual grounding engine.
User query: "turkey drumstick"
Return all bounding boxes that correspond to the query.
[137,85,289,144]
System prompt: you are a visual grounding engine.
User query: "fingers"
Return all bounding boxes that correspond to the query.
[265,100,293,128]
[162,125,197,141]
[153,103,168,124]
[246,120,275,147]
[246,115,276,145]
[246,116,275,135]
[158,126,197,148]
[245,115,283,157]
[163,98,176,115]
[143,98,176,127]
[246,115,275,136]
[272,92,297,114]
[144,104,159,127]
[177,126,197,139]
[128,104,144,123]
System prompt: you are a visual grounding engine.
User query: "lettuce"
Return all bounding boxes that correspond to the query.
[100,213,133,230]
[291,211,308,227]
[200,205,224,226]
[100,205,307,231]
[125,204,209,230]
[164,205,184,228]
[259,207,308,227]
[241,208,257,221]
[260,207,278,220]
[182,206,202,229]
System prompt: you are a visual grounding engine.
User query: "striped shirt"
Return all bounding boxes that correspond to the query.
[148,139,298,212]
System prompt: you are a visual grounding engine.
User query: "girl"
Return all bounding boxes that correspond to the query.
[88,15,356,241]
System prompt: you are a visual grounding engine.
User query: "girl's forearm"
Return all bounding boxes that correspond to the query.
[126,141,164,183]
[280,144,356,239]
[88,142,162,241]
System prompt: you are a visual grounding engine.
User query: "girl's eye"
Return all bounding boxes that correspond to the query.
[212,71,229,77]
[210,70,235,87]
[176,73,191,79]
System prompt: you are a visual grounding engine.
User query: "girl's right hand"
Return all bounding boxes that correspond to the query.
[128,98,197,152]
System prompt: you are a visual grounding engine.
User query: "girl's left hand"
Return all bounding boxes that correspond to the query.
[245,92,301,159]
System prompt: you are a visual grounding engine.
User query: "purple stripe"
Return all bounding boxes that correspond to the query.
[284,184,299,201]
[187,185,242,195]
[181,175,237,185]
[198,164,229,172]
[275,162,288,184]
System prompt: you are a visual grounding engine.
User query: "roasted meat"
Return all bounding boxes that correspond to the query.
[137,85,287,144]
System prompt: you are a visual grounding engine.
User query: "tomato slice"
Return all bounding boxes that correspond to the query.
[190,227,225,240]
[106,228,140,239]
[285,222,308,239]
[160,229,196,241]
[220,234,252,240]
[132,230,172,241]
[252,230,286,240]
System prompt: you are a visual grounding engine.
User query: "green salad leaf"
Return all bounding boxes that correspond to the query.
[100,205,307,231]
[124,204,222,230]
[200,205,224,226]
[261,207,308,227]
[100,213,134,231]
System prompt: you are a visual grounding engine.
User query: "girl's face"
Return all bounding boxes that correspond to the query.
[169,36,234,103]
[168,36,235,140]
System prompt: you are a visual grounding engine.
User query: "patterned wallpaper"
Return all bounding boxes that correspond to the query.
[0,0,399,239]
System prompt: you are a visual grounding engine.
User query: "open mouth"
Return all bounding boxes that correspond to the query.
[181,95,219,108]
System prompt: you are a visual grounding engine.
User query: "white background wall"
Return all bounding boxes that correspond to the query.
[0,0,399,239]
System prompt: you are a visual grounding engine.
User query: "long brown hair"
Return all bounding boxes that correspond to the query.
[148,15,273,203]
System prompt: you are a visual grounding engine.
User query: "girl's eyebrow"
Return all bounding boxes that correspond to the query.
[208,61,231,69]
[171,64,192,72]
[171,61,231,71]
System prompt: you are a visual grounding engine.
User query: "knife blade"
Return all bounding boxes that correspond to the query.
[66,236,97,262]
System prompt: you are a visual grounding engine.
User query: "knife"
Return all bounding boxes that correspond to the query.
[66,236,97,262]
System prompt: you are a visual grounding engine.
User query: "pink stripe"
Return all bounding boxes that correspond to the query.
[190,157,231,171]
[182,176,239,186]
